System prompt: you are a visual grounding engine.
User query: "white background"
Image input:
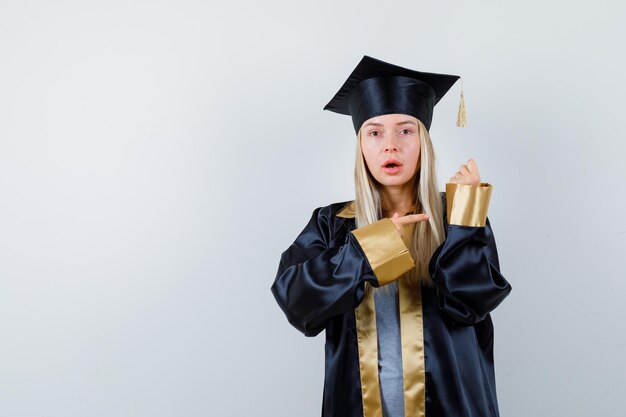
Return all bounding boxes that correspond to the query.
[1,1,625,416]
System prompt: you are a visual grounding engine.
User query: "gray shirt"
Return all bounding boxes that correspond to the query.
[373,284,405,417]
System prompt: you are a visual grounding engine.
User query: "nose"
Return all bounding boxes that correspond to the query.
[384,133,398,152]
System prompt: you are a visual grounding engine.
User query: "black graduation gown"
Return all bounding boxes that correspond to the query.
[271,185,512,417]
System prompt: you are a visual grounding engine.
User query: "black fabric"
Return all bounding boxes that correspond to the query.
[271,193,512,417]
[323,56,460,132]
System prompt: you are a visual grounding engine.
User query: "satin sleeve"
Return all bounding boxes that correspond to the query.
[428,184,512,325]
[271,206,415,337]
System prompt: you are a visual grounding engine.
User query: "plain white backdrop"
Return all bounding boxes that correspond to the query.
[1,1,625,416]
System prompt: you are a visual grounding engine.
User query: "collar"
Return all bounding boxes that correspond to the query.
[336,201,356,218]
[336,201,417,218]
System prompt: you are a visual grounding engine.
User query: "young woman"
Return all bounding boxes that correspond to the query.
[271,55,512,417]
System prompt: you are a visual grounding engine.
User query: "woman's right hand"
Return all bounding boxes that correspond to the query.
[390,212,429,237]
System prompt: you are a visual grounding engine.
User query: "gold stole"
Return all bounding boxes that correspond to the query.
[355,222,425,417]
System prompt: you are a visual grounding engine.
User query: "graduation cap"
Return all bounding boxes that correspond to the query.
[323,55,466,133]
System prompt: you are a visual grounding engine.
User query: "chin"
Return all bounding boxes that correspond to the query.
[376,177,412,187]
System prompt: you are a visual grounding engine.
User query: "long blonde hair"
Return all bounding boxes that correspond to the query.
[354,118,445,290]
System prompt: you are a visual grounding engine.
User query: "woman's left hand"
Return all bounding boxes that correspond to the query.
[449,158,481,186]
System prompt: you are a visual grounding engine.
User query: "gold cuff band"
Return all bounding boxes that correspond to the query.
[446,182,492,227]
[351,218,415,286]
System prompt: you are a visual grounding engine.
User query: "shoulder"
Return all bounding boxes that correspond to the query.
[303,200,355,244]
[312,199,355,222]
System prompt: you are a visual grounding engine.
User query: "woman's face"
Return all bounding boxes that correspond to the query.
[359,113,421,188]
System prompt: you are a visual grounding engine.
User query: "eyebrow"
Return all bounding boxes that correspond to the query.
[363,120,417,128]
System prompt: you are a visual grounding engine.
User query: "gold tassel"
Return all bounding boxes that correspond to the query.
[456,78,466,128]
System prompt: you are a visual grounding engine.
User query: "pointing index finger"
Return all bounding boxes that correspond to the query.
[396,213,429,225]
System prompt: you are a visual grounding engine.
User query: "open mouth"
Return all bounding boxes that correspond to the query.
[382,159,402,168]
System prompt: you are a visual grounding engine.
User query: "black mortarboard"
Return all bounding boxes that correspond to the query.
[323,55,465,133]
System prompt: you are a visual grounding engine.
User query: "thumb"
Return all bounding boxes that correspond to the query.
[391,212,403,236]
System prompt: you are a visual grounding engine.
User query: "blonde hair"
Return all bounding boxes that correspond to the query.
[354,118,445,291]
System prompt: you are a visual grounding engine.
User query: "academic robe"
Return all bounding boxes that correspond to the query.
[271,183,512,417]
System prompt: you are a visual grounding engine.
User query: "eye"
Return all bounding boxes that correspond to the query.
[369,130,380,137]
[400,128,412,135]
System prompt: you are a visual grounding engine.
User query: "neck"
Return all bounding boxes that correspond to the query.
[380,181,416,215]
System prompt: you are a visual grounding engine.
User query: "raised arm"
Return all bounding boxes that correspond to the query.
[428,183,512,325]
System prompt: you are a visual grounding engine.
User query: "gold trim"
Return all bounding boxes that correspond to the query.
[446,182,492,227]
[337,201,417,218]
[337,201,356,218]
[398,279,426,417]
[351,219,415,286]
[355,291,382,417]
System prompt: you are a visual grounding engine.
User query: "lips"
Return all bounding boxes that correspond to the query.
[382,158,402,168]
[382,158,403,175]
[382,158,403,168]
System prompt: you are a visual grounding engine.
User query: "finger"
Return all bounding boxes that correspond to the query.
[391,212,404,236]
[398,213,429,225]
[449,173,461,183]
[459,164,470,175]
[467,158,479,174]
